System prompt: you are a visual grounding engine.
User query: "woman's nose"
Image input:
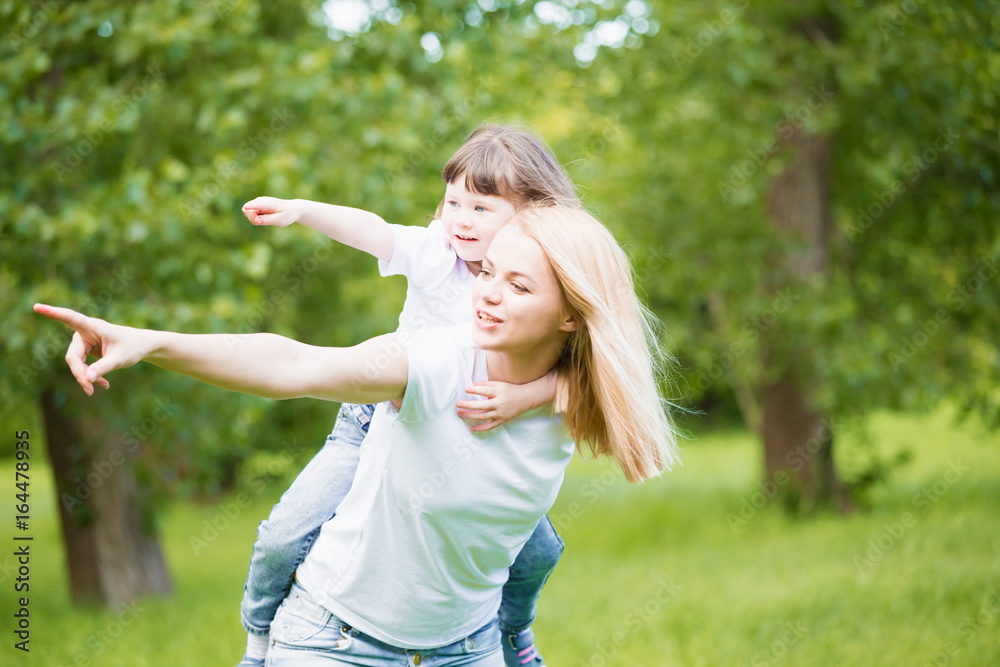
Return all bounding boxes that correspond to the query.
[479,282,501,304]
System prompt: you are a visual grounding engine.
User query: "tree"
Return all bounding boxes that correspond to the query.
[3,0,317,606]
[573,0,1000,508]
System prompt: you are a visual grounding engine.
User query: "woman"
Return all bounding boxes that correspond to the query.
[36,205,680,665]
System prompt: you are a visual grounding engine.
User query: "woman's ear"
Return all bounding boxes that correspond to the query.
[559,315,578,332]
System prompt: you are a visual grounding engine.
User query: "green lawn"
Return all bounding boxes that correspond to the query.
[5,409,999,666]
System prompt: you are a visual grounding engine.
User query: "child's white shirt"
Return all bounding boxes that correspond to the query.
[377,219,476,334]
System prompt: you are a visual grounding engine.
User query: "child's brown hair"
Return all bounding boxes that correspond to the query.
[440,124,579,211]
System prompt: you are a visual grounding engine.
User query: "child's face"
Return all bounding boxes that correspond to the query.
[440,178,517,264]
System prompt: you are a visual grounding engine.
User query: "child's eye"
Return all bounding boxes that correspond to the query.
[447,200,459,207]
[475,205,487,213]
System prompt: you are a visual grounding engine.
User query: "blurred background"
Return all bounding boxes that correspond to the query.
[2,0,998,664]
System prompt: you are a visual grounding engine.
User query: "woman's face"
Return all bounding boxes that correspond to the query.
[471,225,576,356]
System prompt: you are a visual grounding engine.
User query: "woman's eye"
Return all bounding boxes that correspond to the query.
[511,283,528,293]
[480,269,493,279]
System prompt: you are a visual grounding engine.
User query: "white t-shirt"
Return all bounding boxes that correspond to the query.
[378,219,477,334]
[296,325,574,649]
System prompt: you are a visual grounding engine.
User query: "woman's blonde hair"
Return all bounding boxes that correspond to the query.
[439,124,579,211]
[510,206,681,483]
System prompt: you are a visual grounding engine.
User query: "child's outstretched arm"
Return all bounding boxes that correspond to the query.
[455,371,558,432]
[33,304,407,405]
[242,197,395,263]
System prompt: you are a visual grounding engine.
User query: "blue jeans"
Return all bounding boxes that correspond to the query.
[241,404,373,635]
[241,403,564,637]
[267,583,504,666]
[499,515,564,634]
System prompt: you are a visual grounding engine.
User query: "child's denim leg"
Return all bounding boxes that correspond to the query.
[240,404,373,635]
[497,515,564,633]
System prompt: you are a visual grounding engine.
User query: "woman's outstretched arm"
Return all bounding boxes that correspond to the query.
[33,304,407,404]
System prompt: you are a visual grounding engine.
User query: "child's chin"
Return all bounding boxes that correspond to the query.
[456,249,484,262]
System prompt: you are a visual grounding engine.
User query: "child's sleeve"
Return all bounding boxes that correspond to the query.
[378,221,460,288]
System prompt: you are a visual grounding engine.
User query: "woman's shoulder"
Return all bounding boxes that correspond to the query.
[396,324,477,423]
[404,323,472,346]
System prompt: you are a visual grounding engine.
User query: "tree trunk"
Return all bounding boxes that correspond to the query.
[761,126,852,513]
[40,384,172,607]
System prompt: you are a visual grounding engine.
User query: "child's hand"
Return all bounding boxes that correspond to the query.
[242,196,300,227]
[456,381,518,432]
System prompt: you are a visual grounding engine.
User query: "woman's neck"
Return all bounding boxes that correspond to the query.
[485,346,561,385]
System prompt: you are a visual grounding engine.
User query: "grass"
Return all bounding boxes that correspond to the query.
[4,408,999,666]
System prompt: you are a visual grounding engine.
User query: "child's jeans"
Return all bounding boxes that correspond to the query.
[266,582,504,666]
[240,403,565,637]
[241,403,372,636]
[498,514,564,634]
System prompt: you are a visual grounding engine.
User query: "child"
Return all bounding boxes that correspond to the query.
[237,125,579,667]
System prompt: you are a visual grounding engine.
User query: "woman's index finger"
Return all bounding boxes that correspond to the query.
[33,303,90,330]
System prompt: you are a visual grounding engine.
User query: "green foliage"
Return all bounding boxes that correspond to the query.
[573,0,1000,430]
[2,0,998,494]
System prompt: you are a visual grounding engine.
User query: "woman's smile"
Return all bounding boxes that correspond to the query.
[475,309,503,328]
